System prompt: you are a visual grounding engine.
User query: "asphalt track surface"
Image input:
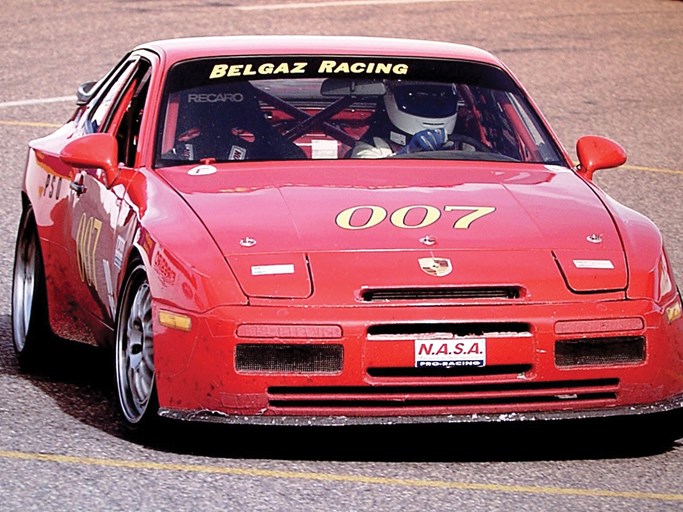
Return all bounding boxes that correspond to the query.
[1,1,682,511]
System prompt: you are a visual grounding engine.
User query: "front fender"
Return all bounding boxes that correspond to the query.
[120,167,247,314]
[601,194,672,301]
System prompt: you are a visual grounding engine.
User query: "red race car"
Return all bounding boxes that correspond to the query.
[13,36,683,432]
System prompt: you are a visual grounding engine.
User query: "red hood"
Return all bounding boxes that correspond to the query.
[161,160,627,299]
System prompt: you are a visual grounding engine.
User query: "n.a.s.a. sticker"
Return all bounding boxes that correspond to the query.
[414,338,486,368]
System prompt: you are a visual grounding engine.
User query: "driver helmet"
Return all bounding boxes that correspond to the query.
[384,81,458,135]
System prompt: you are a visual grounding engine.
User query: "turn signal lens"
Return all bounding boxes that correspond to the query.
[666,300,682,323]
[158,310,192,331]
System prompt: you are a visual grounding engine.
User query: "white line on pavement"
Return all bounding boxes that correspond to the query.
[0,96,75,109]
[235,0,473,11]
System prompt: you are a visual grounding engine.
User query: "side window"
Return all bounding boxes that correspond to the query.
[85,59,138,134]
[109,62,152,167]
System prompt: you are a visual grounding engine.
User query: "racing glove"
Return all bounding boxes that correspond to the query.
[397,128,449,154]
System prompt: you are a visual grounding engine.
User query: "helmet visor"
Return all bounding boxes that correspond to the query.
[391,83,458,118]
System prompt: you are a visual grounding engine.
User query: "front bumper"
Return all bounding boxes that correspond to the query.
[158,392,683,426]
[152,295,683,424]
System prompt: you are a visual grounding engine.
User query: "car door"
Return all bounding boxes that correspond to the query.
[65,57,152,339]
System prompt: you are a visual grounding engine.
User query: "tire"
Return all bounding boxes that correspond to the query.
[11,207,54,368]
[114,262,159,432]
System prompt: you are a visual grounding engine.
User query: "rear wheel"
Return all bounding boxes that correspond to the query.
[115,262,159,432]
[12,207,54,368]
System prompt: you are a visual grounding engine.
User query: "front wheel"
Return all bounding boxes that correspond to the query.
[12,207,54,368]
[115,262,158,432]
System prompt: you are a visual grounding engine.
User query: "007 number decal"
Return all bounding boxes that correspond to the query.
[75,213,102,289]
[335,205,495,230]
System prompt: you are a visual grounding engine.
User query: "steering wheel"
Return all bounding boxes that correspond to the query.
[449,134,493,153]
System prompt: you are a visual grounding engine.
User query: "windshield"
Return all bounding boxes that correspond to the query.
[155,56,565,167]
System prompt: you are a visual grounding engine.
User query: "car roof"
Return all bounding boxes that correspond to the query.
[136,35,503,67]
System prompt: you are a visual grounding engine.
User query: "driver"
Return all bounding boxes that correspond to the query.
[351,81,459,158]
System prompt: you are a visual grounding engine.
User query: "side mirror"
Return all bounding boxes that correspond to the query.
[60,133,119,186]
[76,81,98,105]
[576,135,627,180]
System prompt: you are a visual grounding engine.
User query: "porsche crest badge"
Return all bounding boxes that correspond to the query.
[418,257,452,277]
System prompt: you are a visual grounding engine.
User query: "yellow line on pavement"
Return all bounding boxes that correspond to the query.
[622,164,683,175]
[1,449,682,502]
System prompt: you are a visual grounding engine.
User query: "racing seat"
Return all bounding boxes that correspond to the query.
[175,82,305,161]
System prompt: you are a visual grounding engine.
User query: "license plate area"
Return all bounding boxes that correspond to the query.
[414,338,486,368]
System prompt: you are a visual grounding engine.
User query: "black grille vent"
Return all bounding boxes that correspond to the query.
[555,336,645,367]
[361,287,521,302]
[267,378,619,409]
[367,364,532,378]
[236,344,343,373]
[367,322,531,338]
